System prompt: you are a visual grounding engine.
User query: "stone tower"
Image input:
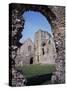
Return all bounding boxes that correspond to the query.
[34,30,56,64]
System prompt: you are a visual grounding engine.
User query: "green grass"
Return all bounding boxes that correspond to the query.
[16,64,56,78]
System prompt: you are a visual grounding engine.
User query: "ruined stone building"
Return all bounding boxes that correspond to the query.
[34,30,56,64]
[15,39,34,65]
[15,30,56,66]
[10,4,65,86]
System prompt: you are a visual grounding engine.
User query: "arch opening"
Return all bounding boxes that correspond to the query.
[10,3,65,85]
[19,11,53,43]
[30,57,33,64]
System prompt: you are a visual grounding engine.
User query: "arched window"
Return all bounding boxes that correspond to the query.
[28,46,31,51]
[42,42,46,47]
[37,56,39,62]
[48,40,51,44]
[42,48,45,55]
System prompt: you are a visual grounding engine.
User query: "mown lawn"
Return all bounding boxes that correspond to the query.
[16,64,56,78]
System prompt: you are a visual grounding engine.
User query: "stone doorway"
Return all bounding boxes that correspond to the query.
[30,57,33,64]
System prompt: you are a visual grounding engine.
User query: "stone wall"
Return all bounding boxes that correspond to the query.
[15,39,34,65]
[9,3,65,86]
[50,6,65,83]
[34,30,56,64]
[9,4,26,86]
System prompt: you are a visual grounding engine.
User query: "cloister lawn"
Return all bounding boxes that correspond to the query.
[16,64,56,78]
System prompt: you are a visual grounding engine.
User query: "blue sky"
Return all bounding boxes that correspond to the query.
[20,11,52,43]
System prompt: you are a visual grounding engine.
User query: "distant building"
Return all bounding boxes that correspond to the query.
[15,39,34,65]
[34,30,56,64]
[15,30,56,66]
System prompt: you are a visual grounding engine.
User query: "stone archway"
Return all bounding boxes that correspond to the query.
[30,57,33,64]
[9,3,65,86]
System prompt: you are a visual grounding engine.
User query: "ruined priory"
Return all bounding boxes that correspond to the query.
[15,29,56,66]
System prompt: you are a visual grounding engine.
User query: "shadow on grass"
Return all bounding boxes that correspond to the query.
[26,73,52,86]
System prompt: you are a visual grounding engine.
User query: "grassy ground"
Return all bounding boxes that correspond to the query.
[16,64,56,78]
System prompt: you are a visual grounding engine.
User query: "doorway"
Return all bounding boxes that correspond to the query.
[30,57,33,64]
